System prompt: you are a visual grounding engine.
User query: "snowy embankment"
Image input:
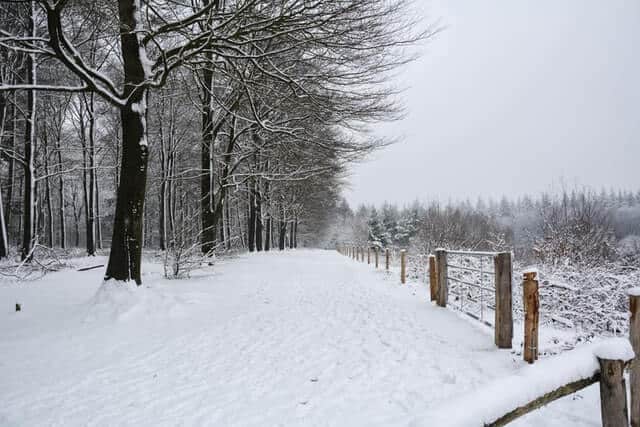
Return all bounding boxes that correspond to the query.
[0,250,606,426]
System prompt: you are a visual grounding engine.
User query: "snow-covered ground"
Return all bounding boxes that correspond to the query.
[0,250,604,426]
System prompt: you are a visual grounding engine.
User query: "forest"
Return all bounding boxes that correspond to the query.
[0,0,432,281]
[328,188,640,267]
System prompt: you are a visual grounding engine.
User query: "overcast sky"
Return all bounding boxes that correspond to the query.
[345,0,640,207]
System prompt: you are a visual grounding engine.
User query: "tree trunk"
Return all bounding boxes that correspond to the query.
[200,49,216,254]
[5,93,16,238]
[158,108,167,251]
[247,181,256,252]
[73,190,81,247]
[80,95,96,256]
[235,196,245,248]
[289,221,294,249]
[293,217,298,248]
[255,182,263,252]
[21,5,37,261]
[95,177,102,250]
[159,176,167,251]
[224,198,232,250]
[0,90,8,257]
[104,0,151,284]
[55,132,66,249]
[264,216,271,251]
[278,206,286,250]
[0,186,7,258]
[43,133,54,247]
[87,93,96,255]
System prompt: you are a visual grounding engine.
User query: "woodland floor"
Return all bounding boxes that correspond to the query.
[0,250,602,426]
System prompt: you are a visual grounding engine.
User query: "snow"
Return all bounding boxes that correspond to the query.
[628,286,640,297]
[0,250,614,425]
[593,338,635,361]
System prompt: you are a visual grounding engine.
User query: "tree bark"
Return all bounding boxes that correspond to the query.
[73,190,81,247]
[158,127,167,251]
[21,3,37,261]
[95,177,102,250]
[248,181,256,252]
[255,182,263,251]
[87,93,96,255]
[80,94,96,255]
[5,93,16,238]
[200,47,216,254]
[264,216,271,251]
[104,0,151,284]
[0,187,7,258]
[289,221,294,249]
[224,198,232,250]
[0,89,8,257]
[278,205,286,250]
[55,130,66,249]
[43,133,54,247]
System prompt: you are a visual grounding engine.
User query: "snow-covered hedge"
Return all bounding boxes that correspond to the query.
[512,262,640,340]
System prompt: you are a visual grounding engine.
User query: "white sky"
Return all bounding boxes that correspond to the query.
[345,0,640,206]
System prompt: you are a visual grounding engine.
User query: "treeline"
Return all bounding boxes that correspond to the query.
[328,188,640,267]
[0,1,432,282]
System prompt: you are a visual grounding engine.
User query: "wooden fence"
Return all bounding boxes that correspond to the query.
[336,244,640,426]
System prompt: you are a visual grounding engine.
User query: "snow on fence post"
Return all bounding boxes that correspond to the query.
[375,248,379,268]
[494,252,513,349]
[429,255,437,302]
[435,249,447,307]
[400,250,406,284]
[629,288,640,427]
[385,249,390,271]
[597,354,630,427]
[523,271,540,364]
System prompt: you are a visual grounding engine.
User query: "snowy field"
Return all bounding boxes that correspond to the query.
[1,250,604,426]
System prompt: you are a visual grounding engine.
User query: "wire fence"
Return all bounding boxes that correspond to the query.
[446,251,499,327]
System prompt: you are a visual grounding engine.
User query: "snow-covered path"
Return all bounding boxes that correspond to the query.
[0,250,600,426]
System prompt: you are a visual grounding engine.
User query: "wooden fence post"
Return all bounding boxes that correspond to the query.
[400,250,406,284]
[429,255,437,302]
[598,357,629,427]
[523,271,539,364]
[367,248,371,265]
[385,249,390,271]
[375,248,379,268]
[494,252,513,349]
[629,289,640,427]
[435,249,447,307]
